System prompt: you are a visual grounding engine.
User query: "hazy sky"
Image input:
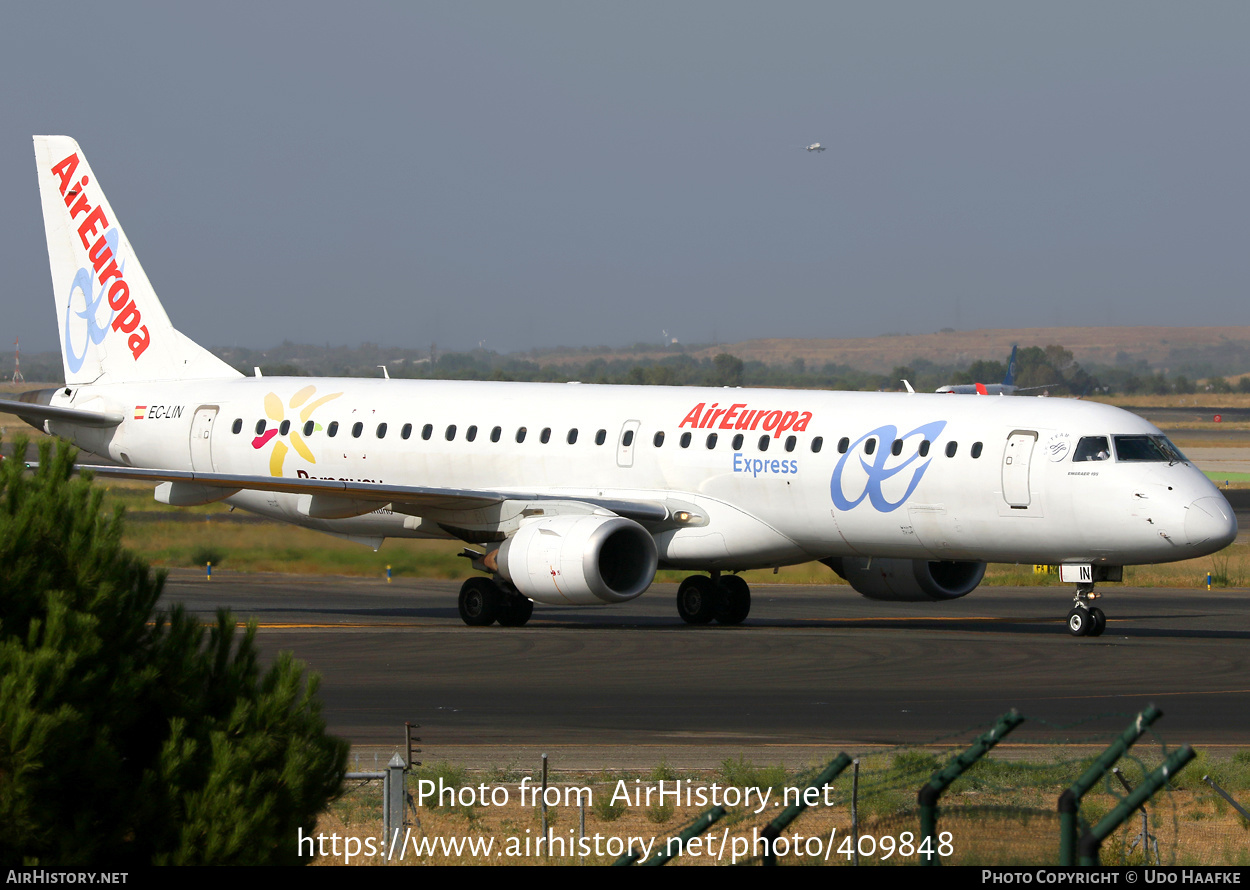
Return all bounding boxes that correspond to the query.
[2,3,1247,354]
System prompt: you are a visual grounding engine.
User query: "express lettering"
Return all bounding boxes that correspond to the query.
[680,402,812,438]
[733,453,799,477]
[830,421,947,513]
[51,153,151,365]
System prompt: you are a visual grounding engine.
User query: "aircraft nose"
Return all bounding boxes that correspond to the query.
[1185,496,1238,550]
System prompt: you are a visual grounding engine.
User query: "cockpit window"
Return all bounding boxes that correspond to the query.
[1114,435,1187,463]
[1073,436,1110,462]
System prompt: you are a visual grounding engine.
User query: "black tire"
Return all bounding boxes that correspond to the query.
[459,577,502,626]
[497,596,534,627]
[715,575,751,625]
[1066,607,1089,637]
[1088,607,1106,637]
[676,575,719,625]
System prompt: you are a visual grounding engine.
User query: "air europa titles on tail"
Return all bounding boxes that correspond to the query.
[6,135,1237,638]
[49,151,150,363]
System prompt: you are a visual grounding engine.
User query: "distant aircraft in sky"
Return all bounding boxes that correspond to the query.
[4,137,1236,639]
[805,143,826,152]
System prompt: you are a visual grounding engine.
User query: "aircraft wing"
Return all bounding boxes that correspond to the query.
[0,397,124,428]
[61,463,670,522]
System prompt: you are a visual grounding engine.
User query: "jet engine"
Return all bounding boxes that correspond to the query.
[822,557,986,602]
[496,515,659,605]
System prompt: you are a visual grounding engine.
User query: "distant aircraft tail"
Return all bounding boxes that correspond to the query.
[33,135,241,385]
[1002,344,1018,387]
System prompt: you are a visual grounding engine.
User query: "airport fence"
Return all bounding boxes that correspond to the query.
[316,710,1250,866]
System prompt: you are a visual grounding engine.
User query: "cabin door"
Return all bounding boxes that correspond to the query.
[189,406,218,472]
[1001,430,1038,508]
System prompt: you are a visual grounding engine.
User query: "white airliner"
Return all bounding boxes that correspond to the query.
[805,143,826,152]
[5,136,1237,637]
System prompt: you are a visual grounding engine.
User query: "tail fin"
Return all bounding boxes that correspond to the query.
[33,136,241,385]
[1002,344,1018,387]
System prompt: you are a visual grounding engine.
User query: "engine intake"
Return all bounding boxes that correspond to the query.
[822,557,985,602]
[496,515,658,605]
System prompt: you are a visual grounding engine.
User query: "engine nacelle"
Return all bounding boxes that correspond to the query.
[496,515,658,605]
[823,557,986,602]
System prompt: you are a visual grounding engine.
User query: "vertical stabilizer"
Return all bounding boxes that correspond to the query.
[33,135,242,384]
[1003,344,1018,387]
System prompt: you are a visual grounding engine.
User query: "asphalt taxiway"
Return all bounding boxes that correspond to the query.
[159,571,1250,764]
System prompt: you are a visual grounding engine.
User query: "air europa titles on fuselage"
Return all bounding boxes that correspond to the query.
[50,153,151,361]
[679,402,813,437]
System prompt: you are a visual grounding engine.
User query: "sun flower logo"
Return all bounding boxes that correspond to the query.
[251,385,343,476]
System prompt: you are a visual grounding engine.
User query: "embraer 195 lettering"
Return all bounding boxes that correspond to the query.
[6,136,1237,636]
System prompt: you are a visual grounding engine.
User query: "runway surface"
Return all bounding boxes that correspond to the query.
[160,571,1250,763]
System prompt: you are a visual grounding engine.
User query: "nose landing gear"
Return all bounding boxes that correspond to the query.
[1066,584,1107,637]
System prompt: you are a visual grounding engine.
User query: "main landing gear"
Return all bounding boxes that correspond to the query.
[1066,583,1106,637]
[676,573,751,626]
[458,577,534,627]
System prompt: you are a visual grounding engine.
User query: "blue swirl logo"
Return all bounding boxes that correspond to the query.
[830,421,947,513]
[63,229,123,374]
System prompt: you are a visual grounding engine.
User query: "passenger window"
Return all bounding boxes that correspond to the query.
[567,428,578,444]
[706,433,718,449]
[376,423,387,438]
[540,427,551,444]
[255,420,266,435]
[516,427,527,443]
[422,424,433,440]
[811,436,823,453]
[491,426,502,442]
[891,438,902,456]
[653,431,665,447]
[946,441,957,457]
[682,432,694,448]
[758,435,769,452]
[919,440,930,457]
[837,437,849,454]
[303,420,314,437]
[785,435,797,452]
[328,421,339,438]
[971,442,983,459]
[231,418,242,434]
[622,430,634,447]
[401,423,412,440]
[1073,436,1111,462]
[864,438,876,456]
[731,433,743,450]
[466,425,477,442]
[352,422,363,438]
[446,424,457,441]
[595,429,606,445]
[279,420,290,435]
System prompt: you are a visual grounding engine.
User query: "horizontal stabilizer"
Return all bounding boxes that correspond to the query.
[0,397,122,428]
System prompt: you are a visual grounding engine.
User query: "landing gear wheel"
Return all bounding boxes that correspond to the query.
[497,595,534,627]
[677,575,719,625]
[715,575,751,625]
[1067,607,1090,637]
[1088,607,1106,637]
[459,577,502,626]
